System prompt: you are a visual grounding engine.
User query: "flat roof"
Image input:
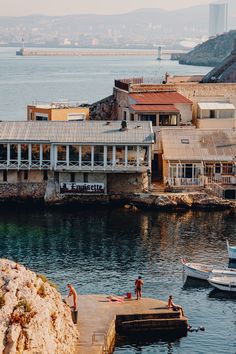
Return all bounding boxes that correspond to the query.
[0,121,154,145]
[162,128,236,161]
[198,102,235,110]
[130,92,192,105]
[130,104,180,113]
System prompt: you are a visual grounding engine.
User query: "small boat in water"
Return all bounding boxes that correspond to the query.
[227,240,236,262]
[208,276,236,292]
[181,259,213,280]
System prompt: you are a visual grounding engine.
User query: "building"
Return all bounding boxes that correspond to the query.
[209,3,228,38]
[0,121,154,201]
[114,80,193,128]
[27,101,90,121]
[161,127,236,198]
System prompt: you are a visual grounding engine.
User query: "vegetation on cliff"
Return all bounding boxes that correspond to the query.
[179,30,236,67]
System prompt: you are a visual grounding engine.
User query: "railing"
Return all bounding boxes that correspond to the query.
[165,177,203,187]
[206,176,235,185]
[206,181,225,198]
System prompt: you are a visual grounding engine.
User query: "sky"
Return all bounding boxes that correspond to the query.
[1,0,216,16]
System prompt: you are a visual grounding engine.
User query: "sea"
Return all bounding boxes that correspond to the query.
[0,48,235,354]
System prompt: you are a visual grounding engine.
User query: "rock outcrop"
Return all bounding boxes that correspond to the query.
[0,259,79,354]
[179,30,236,67]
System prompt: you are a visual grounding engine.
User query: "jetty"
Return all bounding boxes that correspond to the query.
[75,295,188,354]
[15,48,186,58]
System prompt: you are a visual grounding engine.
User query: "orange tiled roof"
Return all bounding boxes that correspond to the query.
[129,92,192,104]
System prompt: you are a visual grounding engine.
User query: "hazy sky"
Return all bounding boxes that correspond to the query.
[2,0,215,16]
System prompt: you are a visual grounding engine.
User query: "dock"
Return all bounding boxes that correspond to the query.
[75,295,188,354]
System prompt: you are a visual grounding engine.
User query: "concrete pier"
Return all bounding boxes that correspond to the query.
[75,295,188,354]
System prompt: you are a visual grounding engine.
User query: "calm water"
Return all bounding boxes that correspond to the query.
[0,207,236,353]
[0,47,233,353]
[0,47,211,121]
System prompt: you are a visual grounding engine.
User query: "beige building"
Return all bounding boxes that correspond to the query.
[161,127,236,198]
[27,101,90,121]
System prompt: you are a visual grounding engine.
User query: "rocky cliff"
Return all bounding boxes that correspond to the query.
[179,30,236,67]
[0,259,79,354]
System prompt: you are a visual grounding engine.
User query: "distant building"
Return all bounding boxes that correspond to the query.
[209,3,228,37]
[27,101,90,122]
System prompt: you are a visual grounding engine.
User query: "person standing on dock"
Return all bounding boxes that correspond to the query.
[67,283,78,310]
[135,276,144,300]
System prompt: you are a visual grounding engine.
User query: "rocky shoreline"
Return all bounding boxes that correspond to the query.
[0,191,234,211]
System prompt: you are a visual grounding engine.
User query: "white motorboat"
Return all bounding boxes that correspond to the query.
[181,258,213,280]
[227,240,236,261]
[208,276,236,292]
[210,268,236,278]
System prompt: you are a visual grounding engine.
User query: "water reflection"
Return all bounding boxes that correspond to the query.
[0,208,236,353]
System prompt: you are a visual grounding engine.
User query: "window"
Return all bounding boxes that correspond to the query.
[57,145,66,161]
[215,163,221,174]
[31,144,40,162]
[123,111,127,121]
[3,170,7,182]
[81,146,91,163]
[159,114,177,126]
[24,170,28,180]
[94,146,104,165]
[0,144,7,161]
[181,139,189,144]
[210,110,216,118]
[139,114,156,126]
[43,170,48,181]
[43,144,50,161]
[69,145,80,163]
[10,144,18,161]
[130,113,134,121]
[83,173,88,183]
[222,163,233,174]
[21,144,29,161]
[36,115,48,121]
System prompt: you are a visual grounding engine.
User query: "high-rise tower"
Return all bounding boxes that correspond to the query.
[209,3,228,37]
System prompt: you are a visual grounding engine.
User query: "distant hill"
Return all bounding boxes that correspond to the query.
[179,31,236,67]
[0,5,236,48]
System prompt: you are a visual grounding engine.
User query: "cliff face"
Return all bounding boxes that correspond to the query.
[0,259,79,354]
[179,30,236,67]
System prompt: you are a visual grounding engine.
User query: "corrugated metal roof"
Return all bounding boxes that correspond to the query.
[0,121,154,145]
[130,104,180,112]
[129,92,192,105]
[161,128,236,161]
[198,102,235,110]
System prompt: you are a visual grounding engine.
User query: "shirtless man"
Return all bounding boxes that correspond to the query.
[135,276,144,300]
[167,295,184,316]
[67,283,78,310]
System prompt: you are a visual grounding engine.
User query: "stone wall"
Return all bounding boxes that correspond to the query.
[0,182,46,200]
[90,95,117,121]
[107,173,148,194]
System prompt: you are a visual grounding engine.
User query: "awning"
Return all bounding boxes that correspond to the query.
[130,104,180,113]
[198,102,235,110]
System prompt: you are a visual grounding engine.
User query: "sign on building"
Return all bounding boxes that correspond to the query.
[60,182,105,194]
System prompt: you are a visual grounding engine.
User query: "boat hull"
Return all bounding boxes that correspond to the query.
[182,261,212,281]
[227,240,236,261]
[209,280,236,292]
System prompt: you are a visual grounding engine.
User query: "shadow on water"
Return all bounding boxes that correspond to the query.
[182,277,211,290]
[116,332,184,352]
[208,288,236,300]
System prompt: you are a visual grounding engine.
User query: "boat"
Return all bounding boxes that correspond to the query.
[210,268,236,278]
[227,240,236,261]
[181,258,213,280]
[208,276,236,292]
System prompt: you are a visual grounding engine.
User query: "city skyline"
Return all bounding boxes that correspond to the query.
[2,0,219,16]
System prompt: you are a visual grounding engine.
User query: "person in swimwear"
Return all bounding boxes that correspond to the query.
[67,283,78,310]
[167,295,184,316]
[135,276,144,300]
